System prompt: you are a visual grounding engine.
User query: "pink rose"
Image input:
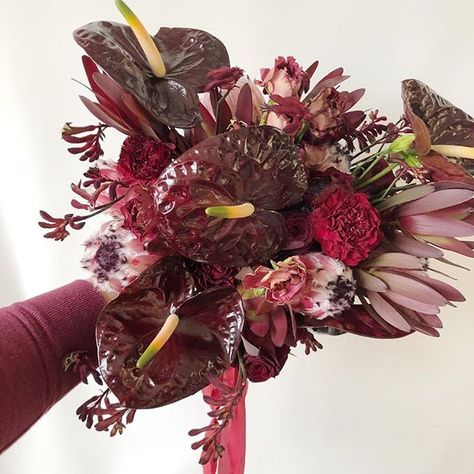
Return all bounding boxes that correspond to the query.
[243,257,307,305]
[243,253,356,319]
[259,56,309,98]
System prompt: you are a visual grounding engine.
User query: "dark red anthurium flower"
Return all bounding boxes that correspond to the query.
[96,257,244,409]
[402,79,474,162]
[74,18,230,128]
[154,126,308,267]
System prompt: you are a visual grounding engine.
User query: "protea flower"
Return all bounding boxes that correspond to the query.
[355,251,465,336]
[379,182,474,258]
[81,220,160,295]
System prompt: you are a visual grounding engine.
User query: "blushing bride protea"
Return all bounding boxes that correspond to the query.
[243,252,356,319]
[81,220,160,296]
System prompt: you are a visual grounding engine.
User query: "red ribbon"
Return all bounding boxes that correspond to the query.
[203,368,248,474]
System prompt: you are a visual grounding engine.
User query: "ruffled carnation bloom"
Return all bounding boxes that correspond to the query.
[117,135,174,182]
[311,186,383,266]
[81,220,160,295]
[243,253,355,319]
[259,56,309,98]
[119,184,161,244]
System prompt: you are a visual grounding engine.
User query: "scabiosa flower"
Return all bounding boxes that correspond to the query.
[311,187,383,266]
[81,220,160,295]
[243,253,355,319]
[259,56,310,98]
[355,251,465,335]
[379,182,474,257]
[117,136,175,182]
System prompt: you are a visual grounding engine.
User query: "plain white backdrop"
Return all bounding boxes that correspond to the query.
[1,0,474,473]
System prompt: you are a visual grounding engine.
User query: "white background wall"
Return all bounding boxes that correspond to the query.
[1,0,474,473]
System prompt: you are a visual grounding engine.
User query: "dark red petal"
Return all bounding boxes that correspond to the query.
[96,257,244,409]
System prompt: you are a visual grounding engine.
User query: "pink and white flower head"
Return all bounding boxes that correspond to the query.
[243,252,355,319]
[303,144,350,174]
[81,220,160,296]
[259,56,309,98]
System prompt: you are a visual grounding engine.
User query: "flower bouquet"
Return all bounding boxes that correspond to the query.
[42,1,474,472]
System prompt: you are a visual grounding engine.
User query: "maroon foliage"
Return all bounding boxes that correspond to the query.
[189,367,247,465]
[205,66,244,91]
[63,350,102,385]
[301,305,412,339]
[62,123,107,162]
[76,389,137,436]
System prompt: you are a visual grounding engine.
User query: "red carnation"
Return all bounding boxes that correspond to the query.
[120,185,160,244]
[117,136,174,182]
[310,187,383,266]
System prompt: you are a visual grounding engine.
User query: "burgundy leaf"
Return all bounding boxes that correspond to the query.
[302,305,413,339]
[235,83,253,125]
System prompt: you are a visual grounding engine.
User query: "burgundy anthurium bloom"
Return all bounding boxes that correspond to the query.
[96,257,244,409]
[74,22,230,128]
[154,126,308,267]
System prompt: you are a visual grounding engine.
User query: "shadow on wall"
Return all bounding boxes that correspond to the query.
[0,213,23,306]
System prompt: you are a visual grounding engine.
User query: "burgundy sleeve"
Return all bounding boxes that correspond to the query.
[0,280,105,453]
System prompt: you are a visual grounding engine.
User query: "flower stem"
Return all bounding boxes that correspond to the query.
[355,163,398,190]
